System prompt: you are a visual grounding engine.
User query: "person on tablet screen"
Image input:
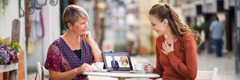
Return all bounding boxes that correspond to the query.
[120,57,128,67]
[111,56,119,70]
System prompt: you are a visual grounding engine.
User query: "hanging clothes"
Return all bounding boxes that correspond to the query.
[25,0,31,38]
[39,10,45,38]
[35,10,42,38]
[27,38,34,54]
[28,9,45,54]
[30,9,43,42]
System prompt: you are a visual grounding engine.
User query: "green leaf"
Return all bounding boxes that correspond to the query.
[199,22,207,31]
[192,24,201,31]
[0,37,2,43]
[2,0,9,15]
[0,56,6,64]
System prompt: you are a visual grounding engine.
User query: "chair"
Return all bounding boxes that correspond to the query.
[35,62,49,80]
[196,67,218,80]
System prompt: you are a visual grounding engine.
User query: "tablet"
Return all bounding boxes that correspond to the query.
[102,52,133,71]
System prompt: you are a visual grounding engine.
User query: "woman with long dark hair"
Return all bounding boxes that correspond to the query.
[144,3,201,80]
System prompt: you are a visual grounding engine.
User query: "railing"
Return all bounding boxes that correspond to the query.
[19,0,59,18]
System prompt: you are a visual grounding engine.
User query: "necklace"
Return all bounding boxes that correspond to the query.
[66,35,74,44]
[65,35,81,50]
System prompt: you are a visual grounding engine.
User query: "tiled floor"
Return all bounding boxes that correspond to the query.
[197,50,240,80]
[28,50,240,80]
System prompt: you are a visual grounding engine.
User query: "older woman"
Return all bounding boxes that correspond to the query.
[44,5,103,80]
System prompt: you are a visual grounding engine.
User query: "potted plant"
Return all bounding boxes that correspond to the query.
[192,24,201,32]
[0,37,21,65]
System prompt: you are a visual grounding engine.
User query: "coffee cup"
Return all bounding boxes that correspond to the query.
[92,62,104,70]
[134,63,143,71]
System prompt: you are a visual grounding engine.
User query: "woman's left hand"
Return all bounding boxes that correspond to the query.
[161,39,174,55]
[81,31,93,44]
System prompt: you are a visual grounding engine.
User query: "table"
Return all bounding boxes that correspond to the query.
[83,72,160,80]
[0,63,18,80]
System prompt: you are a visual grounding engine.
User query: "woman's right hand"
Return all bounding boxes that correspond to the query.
[144,63,154,73]
[76,63,95,74]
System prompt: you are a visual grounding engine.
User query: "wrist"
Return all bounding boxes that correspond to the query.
[166,51,174,56]
[87,39,94,46]
[152,68,155,73]
[74,67,82,74]
[74,68,78,74]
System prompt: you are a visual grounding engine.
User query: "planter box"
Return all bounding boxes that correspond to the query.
[0,63,18,73]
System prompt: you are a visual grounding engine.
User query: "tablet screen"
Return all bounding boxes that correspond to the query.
[102,52,133,71]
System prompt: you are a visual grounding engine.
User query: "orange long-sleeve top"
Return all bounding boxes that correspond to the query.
[153,34,198,80]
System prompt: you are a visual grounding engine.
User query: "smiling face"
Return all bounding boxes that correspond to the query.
[67,17,88,36]
[62,5,89,36]
[149,15,168,35]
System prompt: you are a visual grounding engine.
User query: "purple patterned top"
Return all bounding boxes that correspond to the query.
[44,37,94,80]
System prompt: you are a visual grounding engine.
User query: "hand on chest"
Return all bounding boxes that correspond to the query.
[158,42,185,63]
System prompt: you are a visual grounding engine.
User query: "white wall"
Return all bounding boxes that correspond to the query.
[174,7,185,23]
[0,0,27,79]
[26,1,60,69]
[202,0,217,13]
[42,1,61,64]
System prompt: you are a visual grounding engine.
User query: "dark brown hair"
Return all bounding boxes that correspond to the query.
[149,3,201,51]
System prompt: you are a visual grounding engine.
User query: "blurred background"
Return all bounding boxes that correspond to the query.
[0,0,240,80]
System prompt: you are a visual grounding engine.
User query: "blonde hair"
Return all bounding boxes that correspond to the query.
[62,5,88,28]
[149,3,201,51]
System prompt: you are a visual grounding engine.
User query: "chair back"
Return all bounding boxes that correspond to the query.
[196,67,218,80]
[36,62,44,80]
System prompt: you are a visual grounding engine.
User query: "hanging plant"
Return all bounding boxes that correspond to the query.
[1,0,8,15]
